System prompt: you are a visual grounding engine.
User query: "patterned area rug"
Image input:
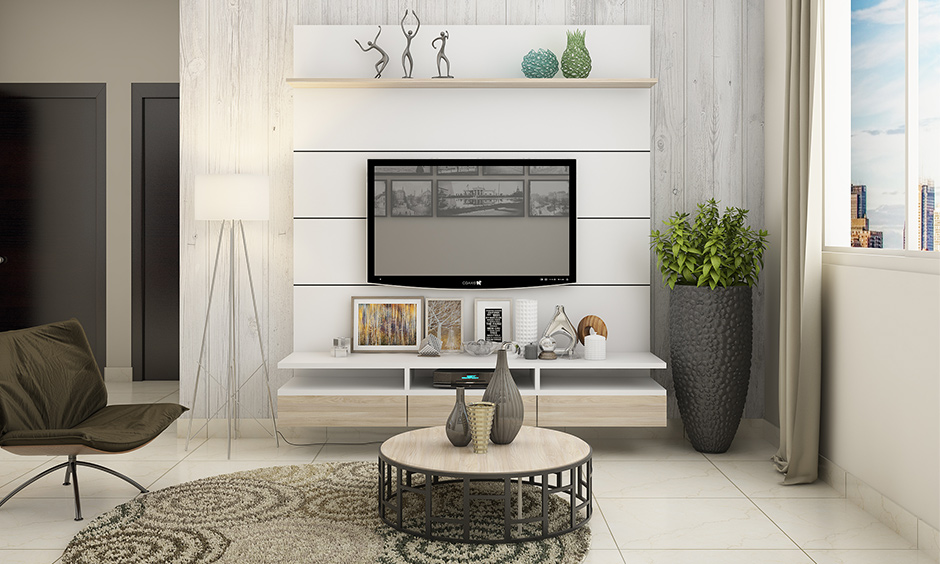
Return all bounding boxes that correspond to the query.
[62,461,590,564]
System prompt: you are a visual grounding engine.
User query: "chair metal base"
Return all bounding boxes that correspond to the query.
[0,455,149,521]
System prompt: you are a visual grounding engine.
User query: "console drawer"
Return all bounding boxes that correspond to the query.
[278,395,407,426]
[408,394,537,427]
[537,395,666,427]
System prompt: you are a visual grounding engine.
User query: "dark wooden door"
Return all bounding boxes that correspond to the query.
[132,84,180,381]
[0,84,107,367]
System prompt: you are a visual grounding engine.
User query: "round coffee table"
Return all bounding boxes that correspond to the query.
[378,425,592,543]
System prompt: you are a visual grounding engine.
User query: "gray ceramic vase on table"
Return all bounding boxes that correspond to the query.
[482,348,525,444]
[445,386,472,447]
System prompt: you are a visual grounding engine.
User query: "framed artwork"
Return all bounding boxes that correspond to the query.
[474,298,512,343]
[425,298,463,352]
[529,180,570,217]
[437,180,524,217]
[374,165,432,175]
[529,165,569,175]
[437,165,479,175]
[352,297,424,353]
[482,165,524,175]
[391,181,432,216]
[373,180,387,217]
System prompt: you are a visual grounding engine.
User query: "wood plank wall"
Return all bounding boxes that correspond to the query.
[180,0,765,421]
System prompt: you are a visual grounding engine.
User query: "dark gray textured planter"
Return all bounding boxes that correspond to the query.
[669,285,752,453]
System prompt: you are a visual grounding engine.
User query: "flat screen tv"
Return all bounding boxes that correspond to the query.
[368,158,576,290]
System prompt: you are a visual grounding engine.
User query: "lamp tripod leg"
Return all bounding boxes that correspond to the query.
[239,221,280,446]
[186,221,227,451]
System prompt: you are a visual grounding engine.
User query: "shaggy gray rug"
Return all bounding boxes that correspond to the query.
[62,461,590,563]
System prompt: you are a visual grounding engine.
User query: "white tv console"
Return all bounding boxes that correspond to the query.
[277,352,666,428]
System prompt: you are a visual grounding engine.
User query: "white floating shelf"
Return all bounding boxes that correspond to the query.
[287,78,658,89]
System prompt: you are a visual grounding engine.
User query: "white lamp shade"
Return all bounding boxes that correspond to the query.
[194,174,270,220]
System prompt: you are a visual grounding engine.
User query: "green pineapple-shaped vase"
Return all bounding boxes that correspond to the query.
[561,29,592,78]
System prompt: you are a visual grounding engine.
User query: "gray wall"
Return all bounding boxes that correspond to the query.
[0,0,180,380]
[178,0,766,419]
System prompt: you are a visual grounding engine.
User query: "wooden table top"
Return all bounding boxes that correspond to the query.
[379,426,591,477]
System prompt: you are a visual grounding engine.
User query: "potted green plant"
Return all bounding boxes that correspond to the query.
[650,199,768,453]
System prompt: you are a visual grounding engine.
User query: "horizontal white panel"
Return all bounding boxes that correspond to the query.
[293,285,650,353]
[294,219,367,284]
[295,25,651,79]
[294,88,650,151]
[578,220,651,285]
[294,218,650,285]
[294,151,650,218]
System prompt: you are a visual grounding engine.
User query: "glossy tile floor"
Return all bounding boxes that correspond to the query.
[0,381,934,564]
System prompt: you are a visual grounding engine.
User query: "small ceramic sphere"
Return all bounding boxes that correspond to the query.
[521,48,559,79]
[539,336,556,352]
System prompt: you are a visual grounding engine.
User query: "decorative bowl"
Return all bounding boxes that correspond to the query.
[462,340,501,356]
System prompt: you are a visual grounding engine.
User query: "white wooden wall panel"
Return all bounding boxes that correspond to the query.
[294,285,650,352]
[293,89,651,151]
[294,151,651,218]
[292,218,650,285]
[180,0,765,422]
[294,25,650,79]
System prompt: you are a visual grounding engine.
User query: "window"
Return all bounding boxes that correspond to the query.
[826,0,939,252]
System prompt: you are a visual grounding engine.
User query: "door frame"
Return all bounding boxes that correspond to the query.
[131,83,180,381]
[0,83,106,365]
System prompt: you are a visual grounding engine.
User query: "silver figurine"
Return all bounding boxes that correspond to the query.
[400,10,420,78]
[355,26,389,79]
[431,31,453,78]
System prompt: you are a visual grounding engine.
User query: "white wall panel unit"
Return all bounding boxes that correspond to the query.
[292,217,650,285]
[295,150,651,219]
[294,285,650,353]
[293,88,651,151]
[294,219,367,284]
[294,25,651,79]
[577,219,651,285]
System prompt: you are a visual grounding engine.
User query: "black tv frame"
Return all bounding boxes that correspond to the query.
[367,158,577,290]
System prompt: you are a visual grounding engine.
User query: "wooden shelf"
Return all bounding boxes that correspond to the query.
[287,77,658,89]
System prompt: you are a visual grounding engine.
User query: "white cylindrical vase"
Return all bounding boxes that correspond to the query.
[514,299,538,344]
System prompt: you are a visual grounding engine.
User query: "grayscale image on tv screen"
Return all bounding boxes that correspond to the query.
[367,159,576,290]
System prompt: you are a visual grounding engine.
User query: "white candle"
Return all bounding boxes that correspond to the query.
[584,328,606,361]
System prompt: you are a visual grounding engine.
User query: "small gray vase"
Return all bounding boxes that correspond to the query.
[445,387,472,447]
[482,349,525,444]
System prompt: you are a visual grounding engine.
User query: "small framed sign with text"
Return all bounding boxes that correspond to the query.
[473,298,512,343]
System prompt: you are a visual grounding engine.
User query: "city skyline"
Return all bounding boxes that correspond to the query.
[851,0,939,249]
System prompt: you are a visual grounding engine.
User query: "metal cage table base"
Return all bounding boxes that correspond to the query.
[378,455,592,544]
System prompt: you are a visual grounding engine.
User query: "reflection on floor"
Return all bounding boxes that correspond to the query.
[0,381,934,564]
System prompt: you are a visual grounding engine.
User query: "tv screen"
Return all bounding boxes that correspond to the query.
[368,158,576,290]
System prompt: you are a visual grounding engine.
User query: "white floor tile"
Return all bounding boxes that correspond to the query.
[147,460,290,491]
[806,549,937,564]
[754,498,916,550]
[620,549,815,563]
[601,498,798,549]
[703,438,779,461]
[185,437,319,463]
[0,549,64,563]
[0,497,123,549]
[713,460,843,498]
[590,499,622,550]
[314,443,382,462]
[588,439,706,461]
[593,460,744,498]
[583,549,627,563]
[0,459,53,489]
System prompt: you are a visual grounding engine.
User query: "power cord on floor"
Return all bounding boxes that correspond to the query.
[275,429,384,447]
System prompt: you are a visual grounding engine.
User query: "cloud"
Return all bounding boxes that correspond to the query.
[885,125,906,135]
[853,0,906,26]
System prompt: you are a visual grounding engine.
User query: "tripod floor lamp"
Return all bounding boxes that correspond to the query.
[186,173,279,458]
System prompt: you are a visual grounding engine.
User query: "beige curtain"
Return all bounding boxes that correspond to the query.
[772,0,823,485]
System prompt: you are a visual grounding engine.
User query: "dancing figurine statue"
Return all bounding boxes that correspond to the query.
[355,26,389,79]
[431,31,453,78]
[400,10,420,78]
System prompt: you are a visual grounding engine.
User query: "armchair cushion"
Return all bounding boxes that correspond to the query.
[0,403,187,452]
[0,319,108,434]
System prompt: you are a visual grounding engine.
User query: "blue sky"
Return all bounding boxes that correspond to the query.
[852,0,939,248]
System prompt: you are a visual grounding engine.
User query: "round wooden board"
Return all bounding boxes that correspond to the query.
[577,315,608,345]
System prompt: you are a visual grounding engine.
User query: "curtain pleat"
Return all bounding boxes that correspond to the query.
[772,0,823,485]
